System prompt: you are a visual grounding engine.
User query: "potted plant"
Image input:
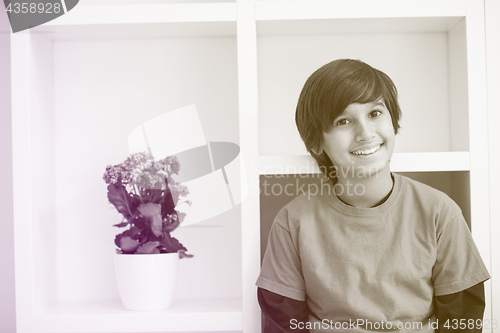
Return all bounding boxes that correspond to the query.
[103,151,192,311]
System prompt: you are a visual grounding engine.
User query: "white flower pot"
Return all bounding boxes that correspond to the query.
[114,252,179,311]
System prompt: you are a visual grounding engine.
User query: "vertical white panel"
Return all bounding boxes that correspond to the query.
[29,32,58,314]
[485,0,500,328]
[11,32,35,333]
[0,9,16,333]
[448,19,470,152]
[225,153,248,206]
[465,0,492,328]
[237,0,261,332]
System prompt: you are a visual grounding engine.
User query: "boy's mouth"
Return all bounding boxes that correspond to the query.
[350,143,383,156]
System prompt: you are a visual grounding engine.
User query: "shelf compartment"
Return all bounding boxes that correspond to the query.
[259,171,471,259]
[259,152,470,175]
[12,10,242,325]
[257,16,469,156]
[35,299,243,332]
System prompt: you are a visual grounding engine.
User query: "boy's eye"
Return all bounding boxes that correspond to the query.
[370,110,383,118]
[335,118,350,126]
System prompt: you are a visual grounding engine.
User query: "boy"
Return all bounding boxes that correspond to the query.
[256,59,490,332]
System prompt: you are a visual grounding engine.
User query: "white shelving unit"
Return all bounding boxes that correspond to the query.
[485,0,500,328]
[11,0,494,332]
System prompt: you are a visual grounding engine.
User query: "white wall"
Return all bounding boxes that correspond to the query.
[0,6,17,333]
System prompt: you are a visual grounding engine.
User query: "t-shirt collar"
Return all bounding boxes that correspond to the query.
[327,172,402,216]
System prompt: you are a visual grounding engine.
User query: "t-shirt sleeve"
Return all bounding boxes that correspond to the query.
[432,213,490,296]
[258,288,309,333]
[434,282,485,332]
[256,211,307,301]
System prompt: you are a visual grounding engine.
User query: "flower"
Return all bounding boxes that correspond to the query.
[105,153,192,257]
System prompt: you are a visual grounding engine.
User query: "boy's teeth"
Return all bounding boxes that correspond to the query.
[352,145,381,155]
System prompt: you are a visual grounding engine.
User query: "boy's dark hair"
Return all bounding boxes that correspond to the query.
[295,59,402,180]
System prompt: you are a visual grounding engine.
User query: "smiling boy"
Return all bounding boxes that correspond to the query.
[256,59,490,332]
[320,99,395,208]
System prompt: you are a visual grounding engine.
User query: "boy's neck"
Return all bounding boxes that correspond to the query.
[334,168,394,208]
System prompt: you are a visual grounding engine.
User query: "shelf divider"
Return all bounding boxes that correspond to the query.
[11,32,37,333]
[237,0,262,332]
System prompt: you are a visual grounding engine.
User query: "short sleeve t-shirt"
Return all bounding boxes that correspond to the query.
[256,173,490,332]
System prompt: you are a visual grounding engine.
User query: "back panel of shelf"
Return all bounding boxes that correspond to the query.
[26,21,242,314]
[256,17,469,156]
[259,171,470,259]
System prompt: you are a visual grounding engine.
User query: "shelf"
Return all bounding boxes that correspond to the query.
[46,3,236,25]
[31,3,237,39]
[257,16,463,36]
[78,0,235,5]
[258,152,470,175]
[35,298,243,332]
[256,0,465,21]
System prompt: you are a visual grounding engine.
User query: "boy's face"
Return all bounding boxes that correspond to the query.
[321,99,396,180]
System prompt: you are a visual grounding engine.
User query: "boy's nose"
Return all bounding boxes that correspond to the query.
[355,121,375,142]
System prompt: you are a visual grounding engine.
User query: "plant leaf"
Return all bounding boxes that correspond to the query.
[179,250,193,259]
[119,236,141,253]
[114,227,142,248]
[136,241,160,254]
[163,218,180,233]
[177,212,186,223]
[138,203,163,237]
[137,203,161,217]
[107,183,133,219]
[159,234,187,253]
[161,194,176,215]
[150,213,163,237]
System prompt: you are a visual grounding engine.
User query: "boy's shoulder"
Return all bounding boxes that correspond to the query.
[284,187,328,210]
[396,173,462,214]
[274,187,331,226]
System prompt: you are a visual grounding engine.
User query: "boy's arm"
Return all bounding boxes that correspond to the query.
[434,282,485,333]
[258,282,485,333]
[258,287,310,333]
